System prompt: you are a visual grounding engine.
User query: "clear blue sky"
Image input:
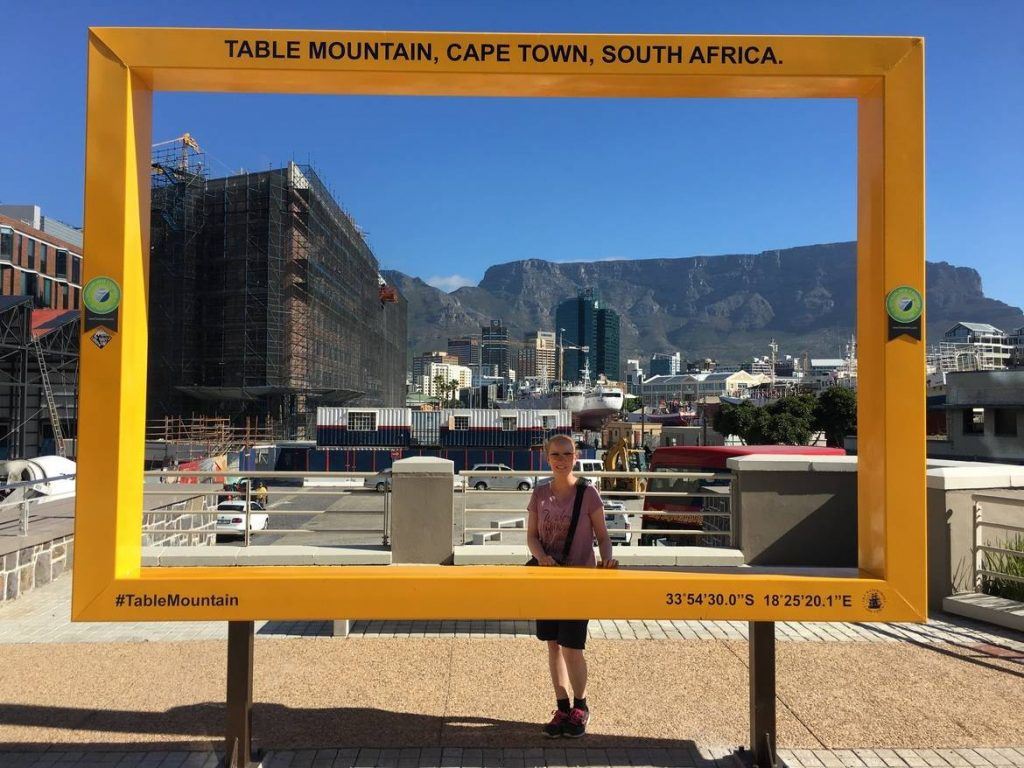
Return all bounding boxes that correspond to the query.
[2,1,1021,306]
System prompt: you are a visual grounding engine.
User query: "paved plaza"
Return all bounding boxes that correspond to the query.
[0,575,1022,768]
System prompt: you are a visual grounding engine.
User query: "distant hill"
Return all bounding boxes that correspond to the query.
[384,242,1024,363]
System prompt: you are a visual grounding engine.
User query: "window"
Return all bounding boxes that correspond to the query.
[542,415,556,430]
[994,409,1018,437]
[40,244,48,274]
[61,284,69,310]
[501,416,517,432]
[454,415,469,431]
[962,408,984,435]
[26,239,35,269]
[42,279,52,307]
[21,271,37,296]
[0,227,12,260]
[72,256,81,284]
[348,412,376,431]
[56,250,68,278]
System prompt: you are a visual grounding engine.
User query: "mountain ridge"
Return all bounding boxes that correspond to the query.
[383,241,1023,364]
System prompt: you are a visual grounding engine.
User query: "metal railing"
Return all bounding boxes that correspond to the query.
[972,494,1024,595]
[141,470,391,547]
[458,469,734,547]
[0,473,76,536]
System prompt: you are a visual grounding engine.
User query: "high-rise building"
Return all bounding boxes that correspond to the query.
[481,320,511,376]
[447,335,481,368]
[649,352,681,376]
[513,340,536,379]
[418,362,473,398]
[412,351,459,385]
[555,289,620,381]
[516,331,556,381]
[147,161,407,438]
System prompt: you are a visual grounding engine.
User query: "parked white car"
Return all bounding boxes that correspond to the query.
[602,499,631,545]
[574,458,604,486]
[215,500,269,538]
[468,463,534,492]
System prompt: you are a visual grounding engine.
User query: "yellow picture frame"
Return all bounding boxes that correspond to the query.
[73,28,925,623]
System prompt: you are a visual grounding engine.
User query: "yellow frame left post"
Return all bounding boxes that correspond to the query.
[73,32,151,616]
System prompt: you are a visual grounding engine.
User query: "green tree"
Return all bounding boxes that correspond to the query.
[432,373,447,406]
[813,386,857,447]
[713,395,816,445]
[713,401,761,443]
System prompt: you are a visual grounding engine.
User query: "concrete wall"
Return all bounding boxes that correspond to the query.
[729,456,858,567]
[931,408,1024,463]
[927,466,1024,610]
[729,455,1024,613]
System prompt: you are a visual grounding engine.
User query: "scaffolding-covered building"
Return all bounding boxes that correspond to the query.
[148,150,407,440]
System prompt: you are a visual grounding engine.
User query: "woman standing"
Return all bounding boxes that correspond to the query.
[527,434,618,738]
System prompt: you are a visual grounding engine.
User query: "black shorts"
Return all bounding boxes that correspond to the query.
[535,619,589,650]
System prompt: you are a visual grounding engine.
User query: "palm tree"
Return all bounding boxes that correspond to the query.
[432,373,447,407]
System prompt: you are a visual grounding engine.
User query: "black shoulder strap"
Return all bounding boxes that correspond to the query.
[561,479,589,563]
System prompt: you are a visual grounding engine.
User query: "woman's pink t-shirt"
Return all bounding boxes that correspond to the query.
[528,482,604,567]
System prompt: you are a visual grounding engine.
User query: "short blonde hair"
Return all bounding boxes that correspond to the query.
[544,434,576,454]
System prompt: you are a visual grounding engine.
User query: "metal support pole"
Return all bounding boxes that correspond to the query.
[244,481,251,547]
[226,620,257,768]
[973,502,983,592]
[748,621,778,768]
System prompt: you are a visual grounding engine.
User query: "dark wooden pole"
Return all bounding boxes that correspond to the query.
[749,621,778,768]
[226,621,256,767]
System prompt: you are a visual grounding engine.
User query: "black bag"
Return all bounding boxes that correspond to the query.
[526,479,588,566]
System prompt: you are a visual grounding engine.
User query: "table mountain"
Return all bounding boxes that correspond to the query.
[384,242,1023,364]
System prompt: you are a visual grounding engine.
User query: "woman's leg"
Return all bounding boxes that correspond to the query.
[546,640,571,699]
[561,647,587,700]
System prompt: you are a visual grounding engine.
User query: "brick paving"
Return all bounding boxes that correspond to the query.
[2,577,1023,650]
[0,747,1023,768]
[2,575,1022,767]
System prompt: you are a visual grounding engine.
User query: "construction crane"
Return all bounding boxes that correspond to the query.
[152,133,202,172]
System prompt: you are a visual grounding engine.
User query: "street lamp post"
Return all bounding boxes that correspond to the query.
[640,374,646,444]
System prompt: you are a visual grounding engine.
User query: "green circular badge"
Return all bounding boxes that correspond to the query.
[885,285,922,323]
[83,277,122,315]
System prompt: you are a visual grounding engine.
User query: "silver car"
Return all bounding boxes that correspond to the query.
[365,468,393,493]
[468,463,534,492]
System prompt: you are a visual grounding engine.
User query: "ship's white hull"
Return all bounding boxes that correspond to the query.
[502,389,623,428]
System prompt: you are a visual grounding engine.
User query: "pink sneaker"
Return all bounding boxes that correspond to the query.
[543,709,570,737]
[563,707,590,738]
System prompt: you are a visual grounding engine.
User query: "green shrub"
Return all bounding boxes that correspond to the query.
[981,533,1024,602]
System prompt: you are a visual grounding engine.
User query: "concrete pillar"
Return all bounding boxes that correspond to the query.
[390,456,455,564]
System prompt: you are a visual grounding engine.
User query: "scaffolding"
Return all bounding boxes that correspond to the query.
[148,138,209,420]
[0,297,79,459]
[148,157,407,440]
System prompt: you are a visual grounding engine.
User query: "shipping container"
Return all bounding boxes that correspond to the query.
[316,407,411,447]
[272,444,595,474]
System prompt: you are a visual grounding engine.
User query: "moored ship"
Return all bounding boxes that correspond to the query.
[502,362,623,428]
